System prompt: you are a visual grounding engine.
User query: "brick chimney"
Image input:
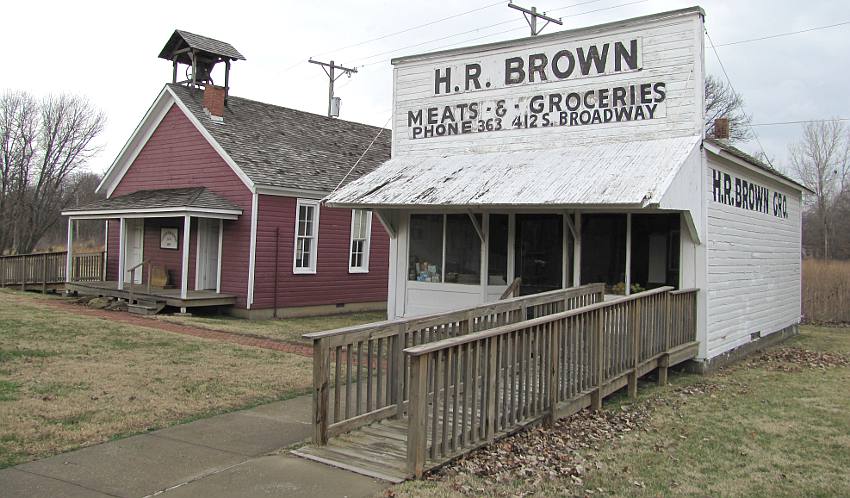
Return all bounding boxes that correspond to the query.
[713,117,730,139]
[203,85,226,122]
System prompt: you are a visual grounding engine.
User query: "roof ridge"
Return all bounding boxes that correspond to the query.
[166,83,389,132]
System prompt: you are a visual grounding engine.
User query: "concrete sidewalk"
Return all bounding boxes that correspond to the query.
[0,394,387,498]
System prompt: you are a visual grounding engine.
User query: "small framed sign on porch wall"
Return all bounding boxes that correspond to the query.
[160,227,179,250]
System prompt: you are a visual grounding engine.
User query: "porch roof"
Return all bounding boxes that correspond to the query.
[62,187,243,219]
[324,136,701,209]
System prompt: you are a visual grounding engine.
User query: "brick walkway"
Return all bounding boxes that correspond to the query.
[5,292,313,357]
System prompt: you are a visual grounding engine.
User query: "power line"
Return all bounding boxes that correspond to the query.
[751,118,850,127]
[705,27,774,167]
[279,0,506,73]
[715,19,850,48]
[355,0,648,69]
[313,1,504,58]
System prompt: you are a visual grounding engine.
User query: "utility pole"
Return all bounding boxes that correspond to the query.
[508,2,563,36]
[308,59,357,117]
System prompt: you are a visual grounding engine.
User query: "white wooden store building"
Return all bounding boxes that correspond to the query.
[326,7,807,364]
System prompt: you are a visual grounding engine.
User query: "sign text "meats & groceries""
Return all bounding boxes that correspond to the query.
[406,37,668,139]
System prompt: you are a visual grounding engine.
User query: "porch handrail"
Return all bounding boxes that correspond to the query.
[126,259,152,303]
[307,283,606,446]
[403,286,699,477]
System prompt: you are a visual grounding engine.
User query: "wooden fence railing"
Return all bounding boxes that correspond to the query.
[304,283,606,446]
[404,286,698,477]
[0,251,105,290]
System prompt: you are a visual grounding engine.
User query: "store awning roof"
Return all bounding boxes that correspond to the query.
[62,187,243,219]
[325,136,701,209]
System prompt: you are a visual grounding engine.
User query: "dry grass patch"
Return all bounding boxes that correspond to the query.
[803,258,850,323]
[157,310,387,344]
[0,289,312,468]
[393,325,850,497]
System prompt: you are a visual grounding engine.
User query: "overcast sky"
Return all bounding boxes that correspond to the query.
[4,0,848,176]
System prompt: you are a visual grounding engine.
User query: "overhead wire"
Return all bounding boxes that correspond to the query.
[714,19,850,48]
[705,28,776,167]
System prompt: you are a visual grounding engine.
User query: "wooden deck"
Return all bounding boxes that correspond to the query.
[296,285,699,482]
[67,281,237,308]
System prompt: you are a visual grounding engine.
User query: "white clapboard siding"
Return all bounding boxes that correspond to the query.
[704,157,802,359]
[391,9,704,157]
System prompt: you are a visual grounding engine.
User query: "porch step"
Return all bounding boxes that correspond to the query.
[127,299,166,316]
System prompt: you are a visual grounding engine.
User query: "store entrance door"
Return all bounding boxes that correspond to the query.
[515,214,563,296]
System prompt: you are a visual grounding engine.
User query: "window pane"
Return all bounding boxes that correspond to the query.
[488,214,509,285]
[581,214,626,293]
[409,214,443,282]
[445,214,481,285]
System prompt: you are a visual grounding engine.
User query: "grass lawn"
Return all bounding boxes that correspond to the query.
[0,289,314,468]
[157,310,387,344]
[394,325,850,497]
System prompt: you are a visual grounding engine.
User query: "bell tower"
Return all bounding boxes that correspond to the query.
[158,30,245,102]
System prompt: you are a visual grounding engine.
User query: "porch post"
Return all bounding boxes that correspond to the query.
[65,217,74,284]
[117,217,126,291]
[572,212,581,287]
[625,213,632,296]
[480,213,488,303]
[181,215,191,301]
[216,219,223,293]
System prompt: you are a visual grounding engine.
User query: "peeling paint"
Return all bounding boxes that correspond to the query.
[326,136,701,208]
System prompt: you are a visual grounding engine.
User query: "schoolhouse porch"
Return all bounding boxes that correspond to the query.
[62,187,241,313]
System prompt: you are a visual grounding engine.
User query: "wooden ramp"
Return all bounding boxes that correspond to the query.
[294,418,411,483]
[297,286,700,482]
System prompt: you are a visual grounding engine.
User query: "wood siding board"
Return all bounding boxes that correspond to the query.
[704,156,802,359]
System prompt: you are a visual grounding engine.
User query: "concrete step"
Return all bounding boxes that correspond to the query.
[127,300,166,316]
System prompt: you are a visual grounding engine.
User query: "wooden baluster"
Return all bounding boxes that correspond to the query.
[313,338,330,445]
[407,352,429,478]
[393,324,405,418]
[334,346,342,423]
[345,344,352,419]
[486,336,498,439]
[629,298,641,399]
[546,319,561,426]
[356,341,363,415]
[430,350,442,460]
[591,308,604,411]
[367,340,373,412]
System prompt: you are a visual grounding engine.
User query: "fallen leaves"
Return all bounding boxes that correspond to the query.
[745,347,850,372]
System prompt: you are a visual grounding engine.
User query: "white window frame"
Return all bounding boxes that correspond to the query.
[293,198,320,274]
[348,209,372,273]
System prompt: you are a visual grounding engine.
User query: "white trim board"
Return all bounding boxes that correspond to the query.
[63,207,242,219]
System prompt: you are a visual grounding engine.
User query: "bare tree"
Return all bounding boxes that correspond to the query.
[789,119,850,259]
[704,75,752,142]
[0,91,105,254]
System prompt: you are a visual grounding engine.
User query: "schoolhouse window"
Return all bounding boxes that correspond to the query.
[408,213,481,285]
[294,199,320,274]
[349,209,372,273]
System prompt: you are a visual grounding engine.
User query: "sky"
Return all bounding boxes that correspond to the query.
[3,0,848,177]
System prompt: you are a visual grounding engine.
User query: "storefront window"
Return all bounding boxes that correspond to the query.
[488,214,509,285]
[409,214,443,282]
[581,214,627,293]
[445,214,481,284]
[408,213,482,285]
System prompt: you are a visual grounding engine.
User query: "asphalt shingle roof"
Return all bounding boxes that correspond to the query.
[66,187,242,213]
[158,30,246,62]
[168,84,392,193]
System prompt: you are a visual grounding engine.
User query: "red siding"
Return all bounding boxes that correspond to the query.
[252,195,389,309]
[111,105,253,307]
